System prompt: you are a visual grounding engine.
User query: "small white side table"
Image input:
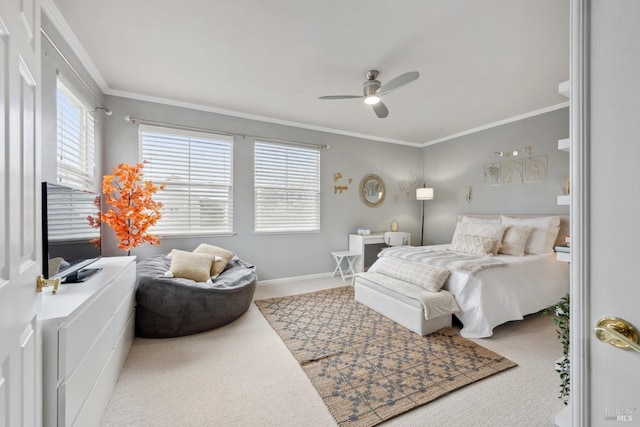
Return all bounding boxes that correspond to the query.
[330,251,359,281]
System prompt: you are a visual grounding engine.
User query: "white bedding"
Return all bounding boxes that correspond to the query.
[368,244,570,338]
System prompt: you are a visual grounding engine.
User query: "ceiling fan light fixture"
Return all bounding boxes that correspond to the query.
[364,94,380,105]
[319,69,419,118]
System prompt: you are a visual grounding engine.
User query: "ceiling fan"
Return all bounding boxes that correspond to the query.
[318,70,420,118]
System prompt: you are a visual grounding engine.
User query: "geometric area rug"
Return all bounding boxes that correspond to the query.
[255,286,517,427]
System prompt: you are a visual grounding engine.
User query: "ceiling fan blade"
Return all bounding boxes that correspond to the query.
[318,95,363,100]
[378,71,420,96]
[372,101,389,118]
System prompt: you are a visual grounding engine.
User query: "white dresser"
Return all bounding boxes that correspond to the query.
[40,256,137,427]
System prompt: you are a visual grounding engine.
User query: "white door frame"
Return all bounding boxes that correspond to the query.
[570,1,640,424]
[570,0,589,424]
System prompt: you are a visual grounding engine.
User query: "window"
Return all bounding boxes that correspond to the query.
[140,125,233,236]
[254,141,321,233]
[56,80,95,191]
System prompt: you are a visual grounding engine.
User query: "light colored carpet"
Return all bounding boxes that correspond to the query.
[101,276,565,427]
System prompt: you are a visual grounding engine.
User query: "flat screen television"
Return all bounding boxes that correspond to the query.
[41,182,102,282]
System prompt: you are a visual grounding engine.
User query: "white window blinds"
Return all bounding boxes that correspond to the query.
[254,141,321,233]
[139,125,234,236]
[56,80,95,191]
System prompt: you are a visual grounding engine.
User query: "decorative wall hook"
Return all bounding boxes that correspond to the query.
[466,186,472,204]
[495,145,533,157]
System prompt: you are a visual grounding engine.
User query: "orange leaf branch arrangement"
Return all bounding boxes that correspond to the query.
[101,161,165,252]
[87,195,102,248]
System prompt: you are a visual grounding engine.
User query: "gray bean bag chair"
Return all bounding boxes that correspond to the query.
[135,255,257,338]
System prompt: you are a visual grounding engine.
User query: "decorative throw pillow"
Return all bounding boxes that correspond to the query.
[450,234,498,256]
[165,249,216,282]
[376,257,450,293]
[451,221,467,245]
[499,225,533,256]
[193,244,236,277]
[501,216,560,255]
[451,222,506,255]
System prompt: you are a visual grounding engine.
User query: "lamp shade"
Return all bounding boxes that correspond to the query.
[416,187,434,200]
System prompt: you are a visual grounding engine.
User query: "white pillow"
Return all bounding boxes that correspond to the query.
[193,244,235,277]
[451,222,466,245]
[450,234,498,256]
[451,222,507,255]
[376,257,450,293]
[501,216,560,255]
[499,225,533,256]
[461,215,501,224]
[165,250,216,282]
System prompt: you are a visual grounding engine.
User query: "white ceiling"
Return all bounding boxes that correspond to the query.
[49,0,569,146]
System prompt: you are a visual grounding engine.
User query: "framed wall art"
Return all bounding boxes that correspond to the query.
[525,154,548,183]
[484,162,502,186]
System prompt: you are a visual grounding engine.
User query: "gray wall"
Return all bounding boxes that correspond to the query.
[102,96,424,280]
[422,107,570,245]
[39,12,569,281]
[38,13,424,281]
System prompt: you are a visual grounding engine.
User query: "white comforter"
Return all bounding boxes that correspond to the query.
[370,244,570,338]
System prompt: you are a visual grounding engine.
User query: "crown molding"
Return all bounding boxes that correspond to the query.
[420,102,570,147]
[106,88,423,147]
[37,0,568,149]
[41,0,109,91]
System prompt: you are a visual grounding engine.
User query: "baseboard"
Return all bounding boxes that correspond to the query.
[257,272,335,286]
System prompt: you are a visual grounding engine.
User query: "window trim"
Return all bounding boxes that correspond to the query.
[138,124,234,237]
[56,78,96,192]
[254,140,321,234]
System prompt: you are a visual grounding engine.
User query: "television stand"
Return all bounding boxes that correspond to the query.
[40,256,136,427]
[62,267,102,283]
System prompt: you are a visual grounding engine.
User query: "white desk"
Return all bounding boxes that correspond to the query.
[349,233,411,272]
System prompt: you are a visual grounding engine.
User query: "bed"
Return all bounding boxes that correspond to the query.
[353,214,570,338]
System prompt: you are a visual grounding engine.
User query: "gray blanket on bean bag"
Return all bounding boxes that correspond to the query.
[135,255,257,338]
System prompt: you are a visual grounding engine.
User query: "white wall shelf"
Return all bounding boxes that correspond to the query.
[558,138,571,152]
[555,78,571,426]
[558,80,570,98]
[555,403,572,427]
[557,84,571,207]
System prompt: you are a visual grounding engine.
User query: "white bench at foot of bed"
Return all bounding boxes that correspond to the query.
[353,275,453,336]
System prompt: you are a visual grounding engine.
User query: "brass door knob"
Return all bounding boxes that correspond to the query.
[594,317,640,353]
[36,275,61,294]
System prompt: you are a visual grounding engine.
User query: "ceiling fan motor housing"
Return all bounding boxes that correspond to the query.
[363,79,381,96]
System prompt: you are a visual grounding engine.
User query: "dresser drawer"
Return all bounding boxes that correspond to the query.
[58,321,115,426]
[59,261,136,378]
[113,288,136,337]
[72,313,135,427]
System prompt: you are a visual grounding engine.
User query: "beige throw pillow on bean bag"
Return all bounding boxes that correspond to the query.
[165,250,216,282]
[193,244,236,278]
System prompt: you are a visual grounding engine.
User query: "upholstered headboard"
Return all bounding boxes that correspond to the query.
[456,214,570,246]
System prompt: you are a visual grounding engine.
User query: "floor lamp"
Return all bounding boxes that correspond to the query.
[416,187,434,246]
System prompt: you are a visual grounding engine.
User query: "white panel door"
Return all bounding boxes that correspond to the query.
[573,0,640,425]
[0,0,42,426]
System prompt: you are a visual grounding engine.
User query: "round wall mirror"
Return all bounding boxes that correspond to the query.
[359,174,385,208]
